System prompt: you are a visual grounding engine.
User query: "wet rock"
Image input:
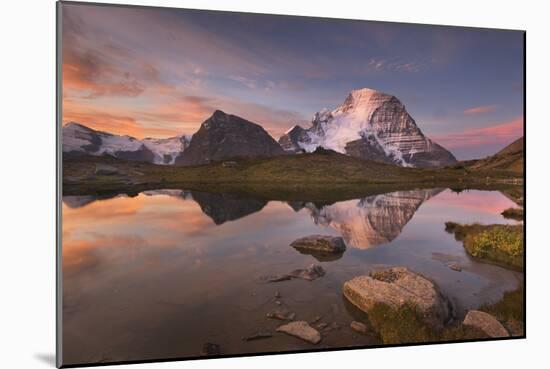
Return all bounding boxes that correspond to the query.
[290,235,346,254]
[201,342,220,356]
[266,311,295,321]
[463,310,509,338]
[350,321,369,335]
[242,331,273,341]
[266,275,292,283]
[343,267,452,327]
[276,321,322,344]
[288,264,326,281]
[448,263,462,272]
[94,164,119,176]
[265,264,325,282]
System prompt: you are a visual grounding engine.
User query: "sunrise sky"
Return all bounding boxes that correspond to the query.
[61,3,524,160]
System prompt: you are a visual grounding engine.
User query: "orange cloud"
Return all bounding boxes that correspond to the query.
[464,104,497,114]
[432,116,523,149]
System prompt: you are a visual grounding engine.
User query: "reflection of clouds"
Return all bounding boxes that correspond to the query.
[428,189,517,214]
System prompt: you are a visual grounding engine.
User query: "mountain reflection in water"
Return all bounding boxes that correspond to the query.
[61,188,522,365]
[63,189,439,247]
[290,189,442,249]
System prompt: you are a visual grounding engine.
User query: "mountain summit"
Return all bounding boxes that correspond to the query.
[176,110,285,166]
[62,122,191,165]
[278,88,456,168]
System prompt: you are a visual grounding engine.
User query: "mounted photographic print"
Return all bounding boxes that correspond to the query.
[57,1,525,367]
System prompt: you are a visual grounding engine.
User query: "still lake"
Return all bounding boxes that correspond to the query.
[61,188,522,365]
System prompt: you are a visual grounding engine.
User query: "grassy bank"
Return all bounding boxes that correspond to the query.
[63,152,523,201]
[445,222,524,269]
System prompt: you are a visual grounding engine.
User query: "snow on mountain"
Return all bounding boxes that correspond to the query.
[143,136,190,165]
[62,122,189,165]
[291,189,442,249]
[278,88,457,168]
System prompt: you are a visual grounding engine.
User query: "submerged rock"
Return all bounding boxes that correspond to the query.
[265,264,326,283]
[276,321,322,344]
[200,342,221,356]
[350,321,369,335]
[290,235,346,254]
[463,310,509,338]
[266,311,296,321]
[343,267,452,327]
[448,263,462,272]
[289,264,326,281]
[242,331,273,341]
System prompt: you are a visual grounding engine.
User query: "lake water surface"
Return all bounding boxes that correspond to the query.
[62,188,523,365]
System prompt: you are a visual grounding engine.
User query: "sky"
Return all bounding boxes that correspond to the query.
[61,3,524,160]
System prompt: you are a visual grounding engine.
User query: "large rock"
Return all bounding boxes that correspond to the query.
[278,88,457,168]
[290,235,346,254]
[276,321,322,344]
[463,310,509,338]
[343,267,452,326]
[176,110,285,166]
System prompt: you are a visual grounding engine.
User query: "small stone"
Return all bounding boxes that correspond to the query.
[275,301,282,305]
[275,291,281,298]
[463,310,509,338]
[201,343,220,356]
[266,275,292,283]
[242,331,273,341]
[350,321,369,335]
[266,312,295,321]
[276,321,322,344]
[317,322,328,329]
[288,264,325,281]
[448,263,462,272]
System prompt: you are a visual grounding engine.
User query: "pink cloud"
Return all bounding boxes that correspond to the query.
[464,104,497,114]
[432,116,523,149]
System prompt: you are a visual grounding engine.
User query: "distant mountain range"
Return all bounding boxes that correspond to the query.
[63,87,481,168]
[63,122,190,165]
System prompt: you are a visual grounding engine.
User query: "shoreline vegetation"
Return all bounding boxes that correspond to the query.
[63,149,523,200]
[445,222,524,270]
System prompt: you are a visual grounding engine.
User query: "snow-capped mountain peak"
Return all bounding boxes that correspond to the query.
[278,87,457,168]
[62,122,190,165]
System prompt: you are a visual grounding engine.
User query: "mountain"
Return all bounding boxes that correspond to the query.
[62,122,190,165]
[467,137,524,174]
[290,189,442,249]
[278,88,457,168]
[176,110,285,166]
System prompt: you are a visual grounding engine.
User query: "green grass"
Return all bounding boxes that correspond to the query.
[445,222,524,269]
[359,289,524,344]
[63,153,523,200]
[480,288,524,336]
[364,302,491,344]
